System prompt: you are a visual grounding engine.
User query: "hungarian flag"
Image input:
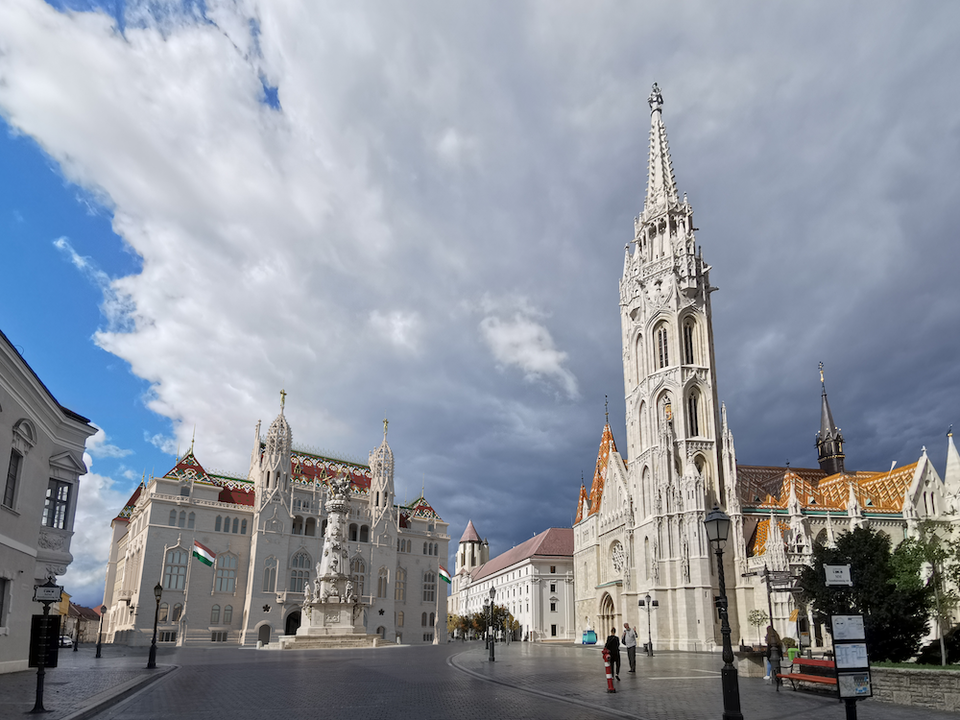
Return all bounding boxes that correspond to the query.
[192,540,216,567]
[438,565,451,584]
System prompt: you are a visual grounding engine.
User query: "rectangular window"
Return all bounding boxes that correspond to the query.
[215,555,238,593]
[422,572,436,603]
[42,479,72,529]
[211,631,228,642]
[551,624,557,637]
[0,577,7,626]
[550,583,556,592]
[159,631,177,643]
[550,566,556,573]
[3,450,22,508]
[550,602,557,612]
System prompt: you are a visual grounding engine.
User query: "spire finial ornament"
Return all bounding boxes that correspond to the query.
[280,388,287,411]
[648,82,663,111]
[819,361,825,389]
[190,425,196,454]
[605,395,609,424]
[383,417,389,437]
[949,424,953,438]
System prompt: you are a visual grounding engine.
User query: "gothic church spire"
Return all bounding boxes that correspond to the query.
[644,83,680,214]
[816,363,845,475]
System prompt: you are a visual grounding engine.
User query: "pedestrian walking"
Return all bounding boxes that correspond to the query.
[764,625,782,683]
[622,623,638,673]
[604,627,621,680]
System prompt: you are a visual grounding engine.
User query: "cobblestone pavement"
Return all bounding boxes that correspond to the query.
[0,644,172,720]
[3,641,958,720]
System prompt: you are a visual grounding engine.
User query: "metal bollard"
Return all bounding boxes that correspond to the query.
[602,648,617,693]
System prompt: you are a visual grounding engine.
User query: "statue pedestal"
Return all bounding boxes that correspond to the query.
[278,600,383,649]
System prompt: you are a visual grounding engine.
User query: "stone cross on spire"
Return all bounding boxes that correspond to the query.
[280,388,287,411]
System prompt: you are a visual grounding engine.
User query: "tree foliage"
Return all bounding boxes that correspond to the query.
[747,609,768,645]
[797,526,932,662]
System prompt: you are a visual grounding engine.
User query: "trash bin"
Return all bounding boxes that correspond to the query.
[787,648,800,662]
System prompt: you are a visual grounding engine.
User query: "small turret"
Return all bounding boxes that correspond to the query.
[815,363,845,475]
[369,418,395,522]
[262,390,293,491]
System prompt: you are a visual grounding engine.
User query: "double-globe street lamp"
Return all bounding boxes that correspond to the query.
[96,604,106,658]
[638,593,659,657]
[147,583,162,669]
[488,587,496,662]
[704,505,742,720]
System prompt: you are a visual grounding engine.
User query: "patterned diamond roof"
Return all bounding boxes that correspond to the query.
[402,494,442,521]
[113,484,143,522]
[746,516,791,556]
[587,424,618,517]
[574,483,590,524]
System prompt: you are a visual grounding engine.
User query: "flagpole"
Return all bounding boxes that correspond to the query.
[180,536,193,647]
[434,559,440,645]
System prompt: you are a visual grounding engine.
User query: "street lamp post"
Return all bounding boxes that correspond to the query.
[638,593,659,657]
[704,506,743,720]
[147,583,162,669]
[73,606,80,652]
[488,587,496,662]
[96,605,106,658]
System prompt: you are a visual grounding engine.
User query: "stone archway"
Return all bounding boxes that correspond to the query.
[599,593,616,637]
[258,624,271,645]
[285,611,301,635]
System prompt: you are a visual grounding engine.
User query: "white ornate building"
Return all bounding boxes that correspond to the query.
[450,521,575,642]
[0,327,95,673]
[573,84,960,652]
[102,404,449,647]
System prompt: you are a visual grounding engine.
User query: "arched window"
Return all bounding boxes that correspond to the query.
[682,318,696,365]
[187,512,195,529]
[215,515,222,532]
[163,548,188,590]
[687,390,701,437]
[223,515,231,532]
[232,517,239,534]
[421,612,428,626]
[168,509,177,526]
[159,602,169,622]
[290,551,311,593]
[395,567,406,602]
[223,605,233,624]
[635,334,644,385]
[178,510,186,528]
[305,518,316,536]
[321,519,328,536]
[429,612,435,626]
[240,518,247,535]
[641,467,651,518]
[644,536,651,579]
[211,604,221,624]
[656,323,669,369]
[215,554,238,593]
[172,603,183,621]
[422,572,436,602]
[263,557,277,593]
[351,558,366,598]
[292,517,303,535]
[359,525,369,543]
[349,524,359,542]
[423,542,428,554]
[397,611,404,627]
[377,568,388,598]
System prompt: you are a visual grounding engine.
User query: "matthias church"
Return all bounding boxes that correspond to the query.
[573,84,960,651]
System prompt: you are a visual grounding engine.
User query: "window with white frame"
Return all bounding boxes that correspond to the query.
[163,548,188,590]
[351,558,366,598]
[422,571,436,603]
[42,479,71,529]
[395,567,406,602]
[290,551,310,593]
[223,605,233,624]
[215,554,238,593]
[3,450,22,509]
[211,604,221,624]
[377,568,388,598]
[263,557,277,593]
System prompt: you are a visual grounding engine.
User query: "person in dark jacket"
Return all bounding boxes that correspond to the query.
[604,627,621,680]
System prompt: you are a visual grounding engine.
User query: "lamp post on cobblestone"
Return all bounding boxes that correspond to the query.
[96,605,106,658]
[147,583,162,669]
[704,506,742,720]
[638,593,658,657]
[488,587,496,662]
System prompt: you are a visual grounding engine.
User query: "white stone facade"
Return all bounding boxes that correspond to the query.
[451,524,575,642]
[0,328,95,673]
[102,409,448,648]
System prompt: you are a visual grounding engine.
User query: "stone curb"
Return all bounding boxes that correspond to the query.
[57,664,178,720]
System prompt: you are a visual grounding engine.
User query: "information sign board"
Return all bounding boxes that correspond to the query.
[824,565,852,586]
[838,671,872,698]
[33,584,63,603]
[832,615,865,641]
[28,615,60,668]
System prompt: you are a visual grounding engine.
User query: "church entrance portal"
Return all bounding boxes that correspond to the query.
[258,624,271,645]
[599,593,616,636]
[285,611,301,635]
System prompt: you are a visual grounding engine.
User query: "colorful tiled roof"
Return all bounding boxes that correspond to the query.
[574,484,590,524]
[737,463,914,515]
[113,484,143,522]
[587,424,618,517]
[403,494,442,521]
[747,516,791,556]
[469,528,573,583]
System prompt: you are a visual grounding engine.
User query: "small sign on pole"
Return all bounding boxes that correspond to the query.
[824,564,852,586]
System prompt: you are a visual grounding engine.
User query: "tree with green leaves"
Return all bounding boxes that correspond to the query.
[797,526,932,662]
[747,609,769,646]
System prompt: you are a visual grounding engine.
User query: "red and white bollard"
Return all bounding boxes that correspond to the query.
[602,648,617,693]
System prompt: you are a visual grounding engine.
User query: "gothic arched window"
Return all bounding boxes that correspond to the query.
[351,558,366,598]
[395,567,406,602]
[290,551,311,593]
[263,557,277,593]
[682,318,696,365]
[211,604,221,624]
[687,390,700,437]
[359,525,369,543]
[215,554,238,593]
[162,548,188,590]
[655,323,669,369]
[377,568,388,598]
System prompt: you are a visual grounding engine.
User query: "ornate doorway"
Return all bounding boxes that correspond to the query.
[599,593,616,636]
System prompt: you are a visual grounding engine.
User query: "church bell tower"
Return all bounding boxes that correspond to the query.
[620,83,725,506]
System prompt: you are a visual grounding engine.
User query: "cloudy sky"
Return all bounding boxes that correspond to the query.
[2,0,959,607]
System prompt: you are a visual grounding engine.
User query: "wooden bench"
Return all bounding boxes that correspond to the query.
[776,657,837,692]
